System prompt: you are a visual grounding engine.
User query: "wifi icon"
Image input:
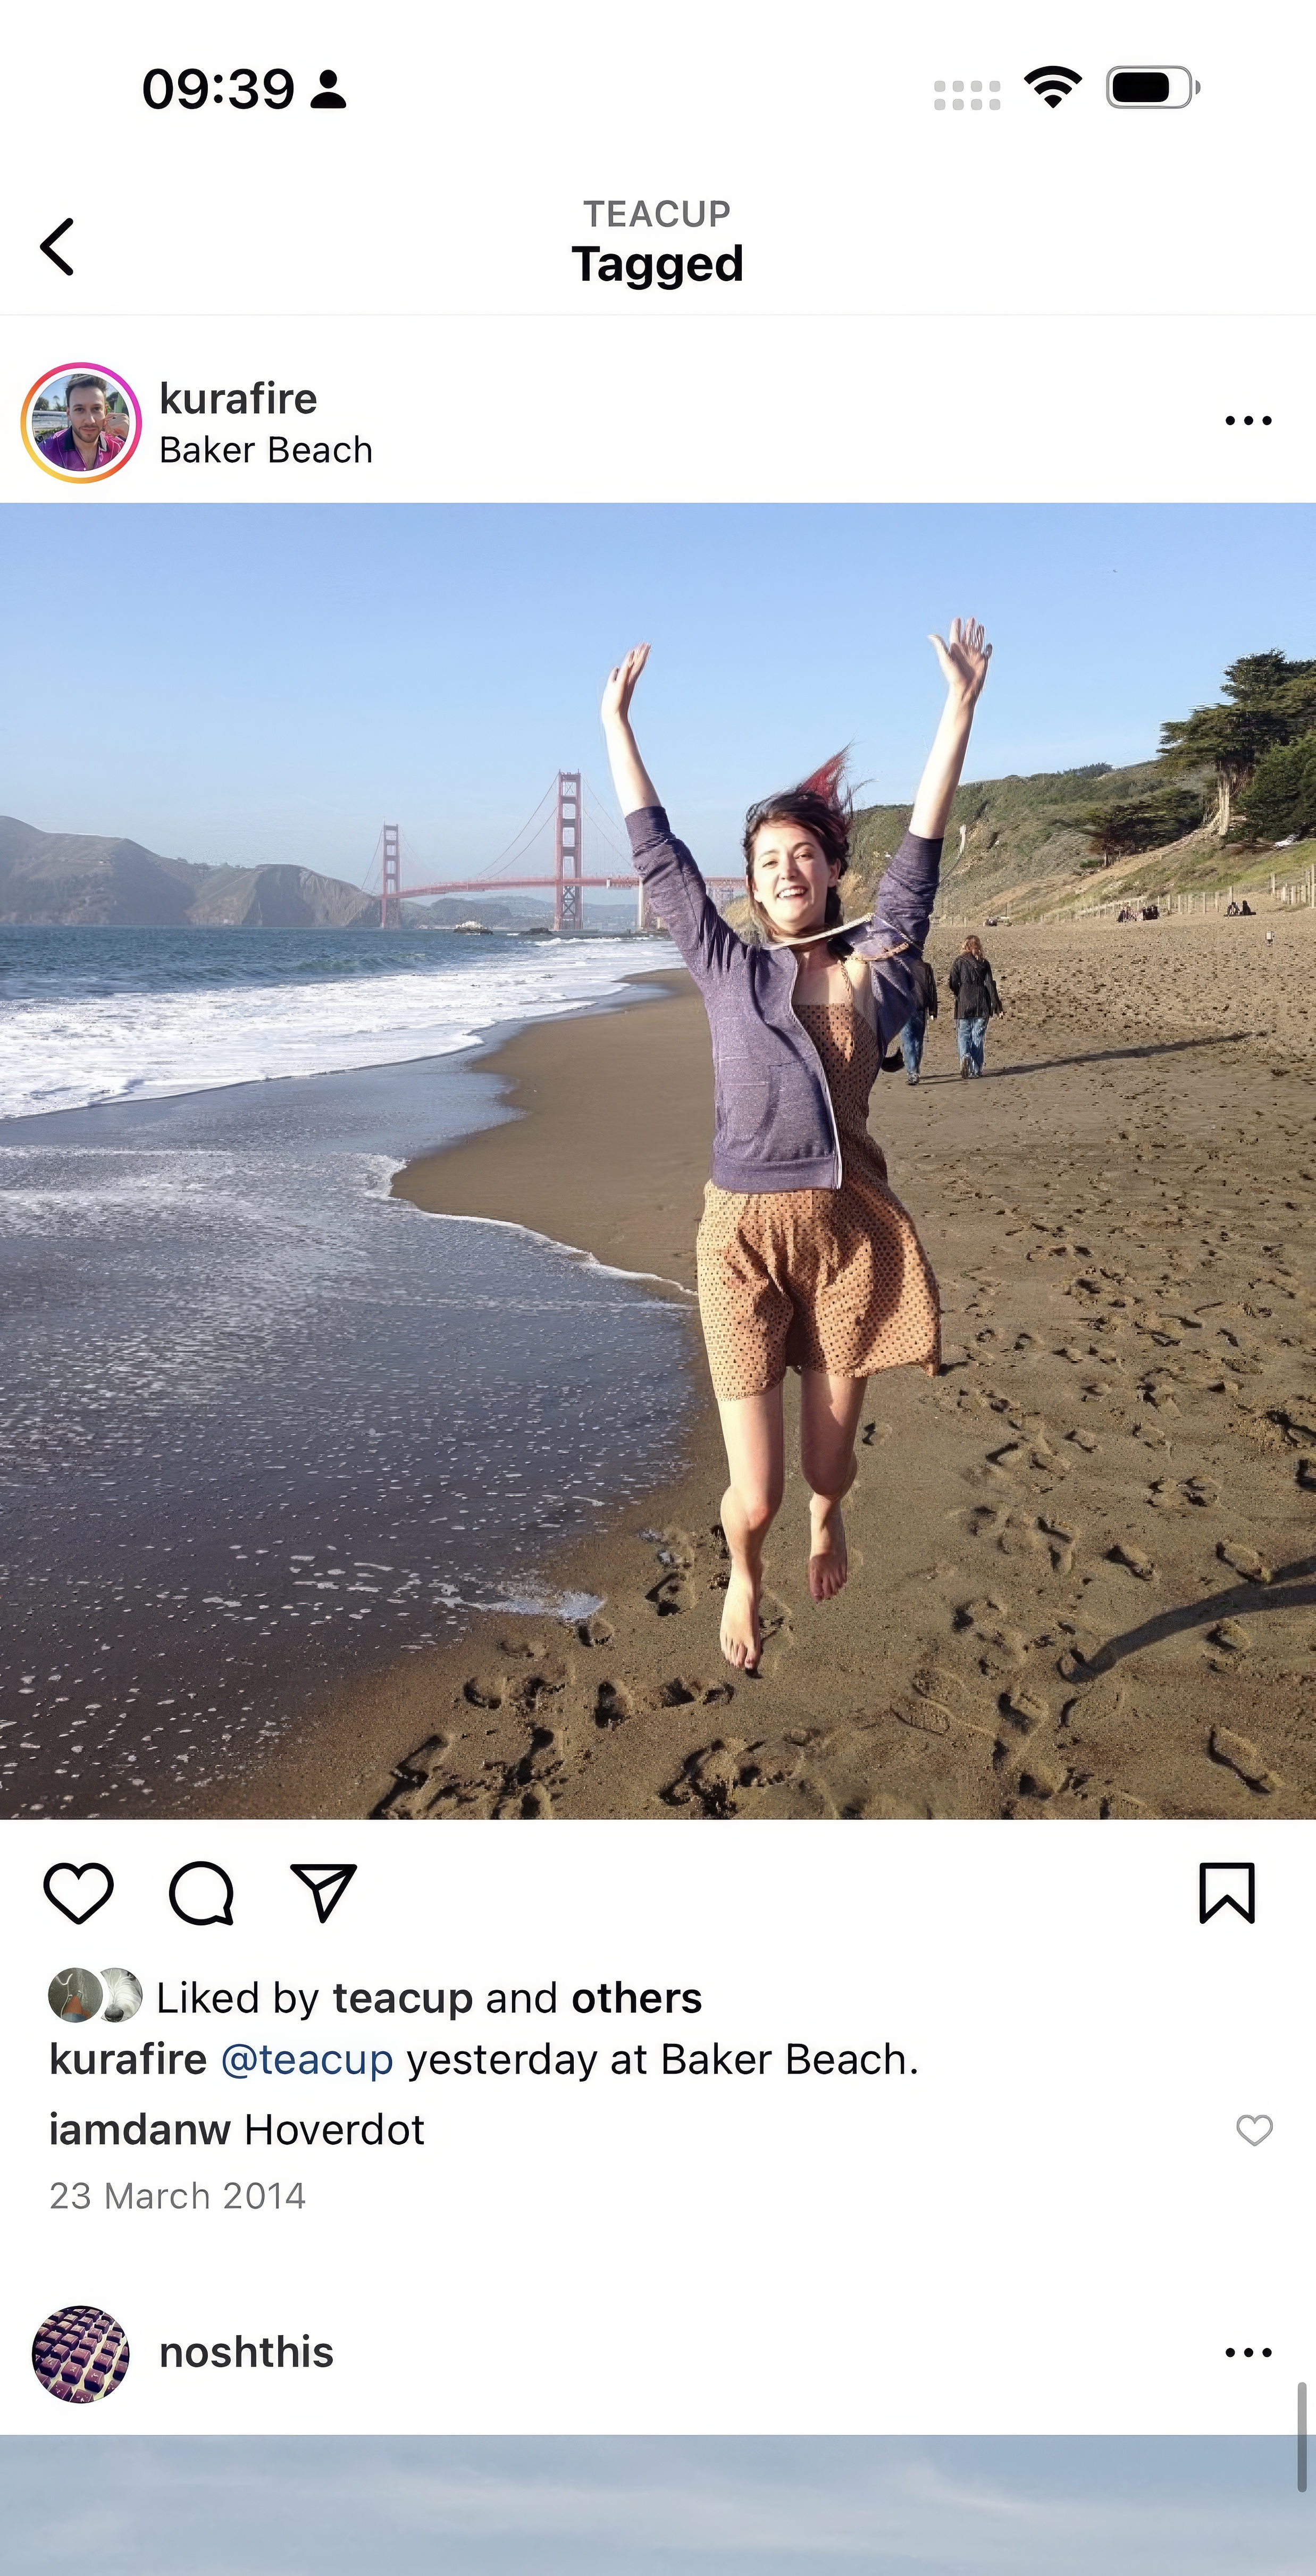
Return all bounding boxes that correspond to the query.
[1025,64,1082,107]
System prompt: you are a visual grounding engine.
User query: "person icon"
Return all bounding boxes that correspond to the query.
[311,69,346,108]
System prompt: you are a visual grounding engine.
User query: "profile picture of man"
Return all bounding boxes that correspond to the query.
[36,373,128,473]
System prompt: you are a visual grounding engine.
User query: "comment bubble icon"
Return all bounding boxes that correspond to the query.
[169,1862,235,1926]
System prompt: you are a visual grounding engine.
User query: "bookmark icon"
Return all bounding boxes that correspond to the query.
[1199,1862,1255,1925]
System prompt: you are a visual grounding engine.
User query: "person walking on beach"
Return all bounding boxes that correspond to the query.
[947,934,1003,1077]
[893,953,938,1084]
[601,620,993,1671]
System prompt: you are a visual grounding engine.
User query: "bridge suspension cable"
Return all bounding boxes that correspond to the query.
[370,771,744,931]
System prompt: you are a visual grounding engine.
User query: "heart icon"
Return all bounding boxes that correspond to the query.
[43,1863,114,1925]
[1236,2114,1273,2146]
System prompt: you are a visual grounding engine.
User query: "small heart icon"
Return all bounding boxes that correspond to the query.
[1236,2114,1273,2146]
[43,1863,114,1925]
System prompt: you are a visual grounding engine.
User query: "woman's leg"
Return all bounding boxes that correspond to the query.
[715,1385,786,1670]
[799,1370,868,1603]
[969,1012,988,1073]
[956,1016,971,1075]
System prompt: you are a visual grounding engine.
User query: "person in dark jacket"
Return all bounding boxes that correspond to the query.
[947,935,1003,1077]
[893,953,938,1083]
[601,620,993,1669]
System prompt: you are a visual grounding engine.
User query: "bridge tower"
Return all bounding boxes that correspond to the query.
[380,824,401,929]
[555,772,583,931]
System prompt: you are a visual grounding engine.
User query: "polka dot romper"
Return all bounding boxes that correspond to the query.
[696,995,942,1401]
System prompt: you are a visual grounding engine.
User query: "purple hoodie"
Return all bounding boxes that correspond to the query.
[626,807,942,1192]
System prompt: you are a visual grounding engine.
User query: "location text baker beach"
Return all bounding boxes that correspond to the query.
[158,381,371,467]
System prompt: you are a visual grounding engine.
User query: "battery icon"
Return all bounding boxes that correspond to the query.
[1107,67,1198,107]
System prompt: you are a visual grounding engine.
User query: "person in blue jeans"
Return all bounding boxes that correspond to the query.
[948,936,1003,1076]
[895,955,938,1083]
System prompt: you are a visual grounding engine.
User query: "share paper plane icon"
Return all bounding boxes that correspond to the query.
[289,1863,358,1924]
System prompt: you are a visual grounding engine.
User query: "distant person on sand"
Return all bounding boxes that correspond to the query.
[601,619,993,1670]
[948,934,1003,1077]
[893,953,938,1084]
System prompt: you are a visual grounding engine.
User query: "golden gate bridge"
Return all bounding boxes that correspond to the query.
[367,771,744,932]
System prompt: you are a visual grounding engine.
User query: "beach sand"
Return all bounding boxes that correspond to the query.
[197,914,1316,1823]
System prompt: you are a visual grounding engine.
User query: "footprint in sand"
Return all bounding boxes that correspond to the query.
[1014,1756,1066,1801]
[894,1698,953,1738]
[663,1732,823,1817]
[1209,1725,1281,1795]
[992,1510,1077,1574]
[594,1679,634,1728]
[372,1733,455,1819]
[658,1674,734,1707]
[493,1721,571,1819]
[952,1596,1029,1669]
[1209,1618,1250,1655]
[463,1671,508,1708]
[1149,1475,1221,1512]
[757,1591,794,1647]
[652,1526,698,1569]
[663,1738,750,1816]
[576,1614,615,1648]
[1217,1538,1272,1584]
[648,1572,697,1616]
[1108,1541,1156,1582]
[1000,1686,1050,1735]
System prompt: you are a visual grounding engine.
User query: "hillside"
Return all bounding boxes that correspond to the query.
[0,816,379,928]
[185,865,378,929]
[844,754,1219,919]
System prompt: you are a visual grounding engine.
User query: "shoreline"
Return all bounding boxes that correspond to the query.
[181,967,725,1820]
[391,967,707,1292]
[0,964,697,1821]
[185,915,1316,1823]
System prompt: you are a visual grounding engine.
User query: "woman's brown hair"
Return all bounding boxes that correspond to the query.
[742,751,852,947]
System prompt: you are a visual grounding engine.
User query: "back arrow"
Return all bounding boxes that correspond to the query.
[40,217,74,276]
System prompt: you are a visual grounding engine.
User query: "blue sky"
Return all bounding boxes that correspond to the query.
[3,505,1313,883]
[1,2437,1309,2575]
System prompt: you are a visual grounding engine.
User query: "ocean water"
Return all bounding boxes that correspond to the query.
[0,923,661,1118]
[0,927,697,1816]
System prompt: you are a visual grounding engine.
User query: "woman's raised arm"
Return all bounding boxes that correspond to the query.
[909,618,993,841]
[601,643,663,816]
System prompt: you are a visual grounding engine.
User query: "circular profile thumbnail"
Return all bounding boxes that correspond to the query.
[32,2305,130,2404]
[21,363,141,482]
[102,1966,144,2023]
[48,1967,103,2022]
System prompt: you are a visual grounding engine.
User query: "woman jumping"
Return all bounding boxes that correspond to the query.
[601,620,992,1671]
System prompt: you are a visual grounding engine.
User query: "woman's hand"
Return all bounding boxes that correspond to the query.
[908,617,993,840]
[601,643,662,817]
[601,642,651,729]
[928,617,992,708]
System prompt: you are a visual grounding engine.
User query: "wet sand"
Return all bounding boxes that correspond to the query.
[198,916,1316,1823]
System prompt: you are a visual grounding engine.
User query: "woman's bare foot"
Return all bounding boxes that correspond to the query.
[808,1495,850,1602]
[720,1564,762,1670]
